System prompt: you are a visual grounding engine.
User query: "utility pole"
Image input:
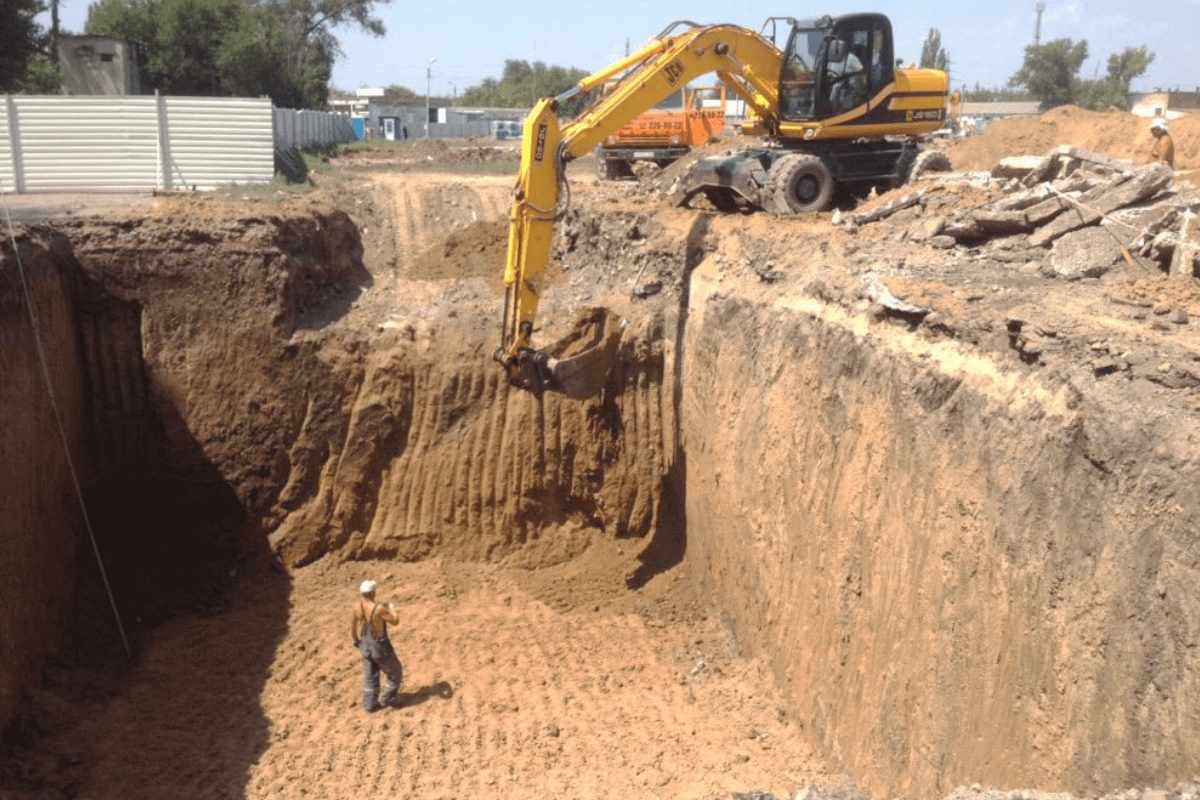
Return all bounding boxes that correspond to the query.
[426,56,436,137]
[1035,2,1045,45]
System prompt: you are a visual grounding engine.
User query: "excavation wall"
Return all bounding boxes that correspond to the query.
[6,195,1200,799]
[0,234,88,733]
[681,266,1200,798]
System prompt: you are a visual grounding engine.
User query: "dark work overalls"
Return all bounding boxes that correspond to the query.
[356,602,403,712]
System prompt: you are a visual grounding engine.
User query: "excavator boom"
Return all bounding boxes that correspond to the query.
[495,23,783,397]
[495,14,947,397]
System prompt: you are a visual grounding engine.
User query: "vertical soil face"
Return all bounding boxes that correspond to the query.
[0,233,87,734]
[681,260,1200,796]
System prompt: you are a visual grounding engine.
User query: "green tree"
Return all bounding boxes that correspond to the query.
[380,83,419,104]
[919,27,947,72]
[1075,45,1154,110]
[1008,37,1089,109]
[1,0,47,91]
[86,0,389,107]
[268,0,388,108]
[460,59,589,111]
[961,83,1034,103]
[15,51,64,93]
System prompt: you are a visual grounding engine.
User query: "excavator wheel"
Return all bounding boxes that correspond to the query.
[595,147,625,181]
[770,153,834,214]
[892,145,918,188]
[907,149,952,183]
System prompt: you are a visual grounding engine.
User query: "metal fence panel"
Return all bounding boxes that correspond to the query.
[272,107,356,150]
[16,95,159,190]
[0,95,356,193]
[165,96,273,190]
[0,99,14,192]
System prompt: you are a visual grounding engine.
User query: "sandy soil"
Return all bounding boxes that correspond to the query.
[9,545,838,800]
[0,190,158,224]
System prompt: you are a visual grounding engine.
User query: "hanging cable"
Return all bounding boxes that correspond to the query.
[1,183,132,658]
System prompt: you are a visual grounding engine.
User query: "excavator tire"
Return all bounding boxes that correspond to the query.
[596,151,623,181]
[908,149,952,183]
[770,153,834,214]
[892,145,918,188]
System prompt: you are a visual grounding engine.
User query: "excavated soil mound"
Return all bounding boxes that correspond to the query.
[947,106,1200,171]
[409,138,449,156]
[409,219,508,282]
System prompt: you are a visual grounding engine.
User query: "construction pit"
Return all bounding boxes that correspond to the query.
[3,106,1200,800]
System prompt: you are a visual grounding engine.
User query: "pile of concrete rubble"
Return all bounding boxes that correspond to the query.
[843,146,1199,280]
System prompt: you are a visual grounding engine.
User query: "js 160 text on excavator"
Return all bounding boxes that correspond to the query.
[495,12,949,398]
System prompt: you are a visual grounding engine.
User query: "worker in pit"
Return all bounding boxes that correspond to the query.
[351,579,404,712]
[1150,118,1175,169]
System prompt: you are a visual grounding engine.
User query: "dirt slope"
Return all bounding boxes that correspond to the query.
[947,106,1200,171]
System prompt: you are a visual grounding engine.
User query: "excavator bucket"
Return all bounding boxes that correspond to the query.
[503,308,625,400]
[541,307,625,399]
[671,152,772,211]
[543,334,621,399]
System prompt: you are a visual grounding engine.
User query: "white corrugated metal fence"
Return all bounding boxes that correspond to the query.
[1,94,355,192]
[273,107,356,150]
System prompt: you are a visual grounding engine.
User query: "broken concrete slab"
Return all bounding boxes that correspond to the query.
[994,184,1053,212]
[1050,226,1122,280]
[1169,210,1198,277]
[860,272,931,319]
[972,209,1033,236]
[910,216,946,241]
[992,156,1047,180]
[1053,145,1136,176]
[1029,162,1173,248]
[853,190,925,225]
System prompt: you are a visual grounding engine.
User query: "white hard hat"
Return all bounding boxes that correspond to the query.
[1151,118,1169,132]
[359,579,376,595]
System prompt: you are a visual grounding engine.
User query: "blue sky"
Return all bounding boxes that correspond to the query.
[46,0,1198,99]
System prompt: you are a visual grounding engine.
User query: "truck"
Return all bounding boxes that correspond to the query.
[495,13,949,398]
[594,85,727,180]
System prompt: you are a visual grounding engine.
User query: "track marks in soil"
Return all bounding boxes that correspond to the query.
[372,174,510,279]
[74,559,824,800]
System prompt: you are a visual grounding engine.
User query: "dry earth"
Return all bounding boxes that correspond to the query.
[3,108,1200,800]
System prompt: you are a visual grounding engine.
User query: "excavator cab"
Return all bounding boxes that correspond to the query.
[779,14,894,122]
[678,13,944,214]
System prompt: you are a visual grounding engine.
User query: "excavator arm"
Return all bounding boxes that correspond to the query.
[495,23,783,398]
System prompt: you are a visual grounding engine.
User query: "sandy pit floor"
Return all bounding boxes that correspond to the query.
[59,543,830,800]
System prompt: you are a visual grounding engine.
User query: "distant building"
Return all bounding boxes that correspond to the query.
[57,36,140,95]
[367,103,525,141]
[1130,91,1200,121]
[330,88,381,119]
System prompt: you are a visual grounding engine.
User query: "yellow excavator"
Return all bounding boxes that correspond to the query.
[496,13,948,397]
